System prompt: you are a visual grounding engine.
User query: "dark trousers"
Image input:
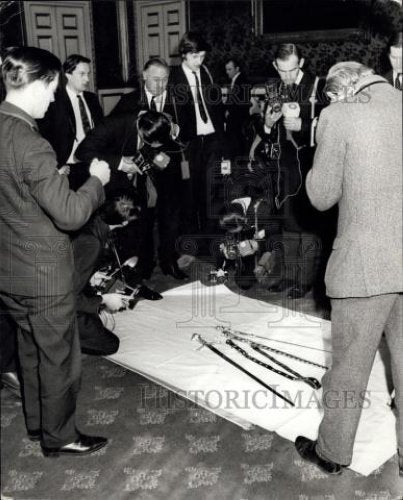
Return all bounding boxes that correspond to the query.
[183,133,222,235]
[0,291,81,448]
[0,302,18,373]
[78,312,119,356]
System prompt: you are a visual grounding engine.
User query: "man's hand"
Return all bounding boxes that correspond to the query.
[89,158,111,186]
[101,293,130,313]
[58,165,70,175]
[123,256,138,268]
[119,156,143,176]
[283,117,302,132]
[264,105,282,129]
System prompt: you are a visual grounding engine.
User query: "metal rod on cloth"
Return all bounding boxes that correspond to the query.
[192,334,295,407]
[250,344,321,390]
[218,326,328,370]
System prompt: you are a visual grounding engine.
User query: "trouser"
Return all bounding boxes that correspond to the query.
[78,312,120,356]
[0,291,81,448]
[182,133,222,235]
[281,230,321,288]
[0,301,18,373]
[316,293,403,465]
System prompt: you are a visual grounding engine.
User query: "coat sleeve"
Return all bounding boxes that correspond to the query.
[305,106,345,211]
[22,134,105,231]
[75,115,132,171]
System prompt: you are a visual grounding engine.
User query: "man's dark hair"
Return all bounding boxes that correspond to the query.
[63,54,91,74]
[143,57,169,72]
[274,43,301,61]
[137,110,172,145]
[178,32,211,57]
[2,46,61,89]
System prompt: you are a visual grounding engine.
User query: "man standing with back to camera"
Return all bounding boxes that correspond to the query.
[295,62,402,477]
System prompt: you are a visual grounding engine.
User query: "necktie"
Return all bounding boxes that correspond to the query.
[395,73,402,90]
[77,95,91,135]
[150,95,157,111]
[192,71,208,123]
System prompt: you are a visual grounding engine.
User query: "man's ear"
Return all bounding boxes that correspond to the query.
[272,61,277,71]
[299,58,305,68]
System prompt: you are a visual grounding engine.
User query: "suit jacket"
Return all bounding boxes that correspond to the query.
[0,102,105,296]
[306,75,402,298]
[168,64,224,142]
[109,85,176,119]
[38,87,104,166]
[225,72,251,137]
[75,113,139,197]
[76,112,183,203]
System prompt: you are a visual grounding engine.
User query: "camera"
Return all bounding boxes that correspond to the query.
[264,82,283,114]
[132,148,170,175]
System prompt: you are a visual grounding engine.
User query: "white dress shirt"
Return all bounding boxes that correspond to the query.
[66,85,93,164]
[145,88,167,112]
[181,63,215,136]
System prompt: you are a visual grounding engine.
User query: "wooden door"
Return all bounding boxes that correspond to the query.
[24,1,95,89]
[136,0,187,70]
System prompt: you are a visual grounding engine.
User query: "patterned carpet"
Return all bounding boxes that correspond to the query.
[1,265,403,499]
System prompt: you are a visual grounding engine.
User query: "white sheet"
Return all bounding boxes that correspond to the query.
[108,281,397,476]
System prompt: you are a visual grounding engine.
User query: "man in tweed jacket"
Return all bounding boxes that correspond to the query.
[295,62,402,476]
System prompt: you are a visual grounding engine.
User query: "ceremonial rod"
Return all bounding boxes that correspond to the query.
[192,334,295,407]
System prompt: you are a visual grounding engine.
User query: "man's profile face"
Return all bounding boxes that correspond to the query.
[183,51,206,72]
[274,54,300,85]
[143,64,169,96]
[66,62,91,93]
[225,61,239,80]
[389,45,402,73]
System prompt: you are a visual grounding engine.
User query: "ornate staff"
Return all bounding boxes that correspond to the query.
[218,326,328,370]
[224,339,321,390]
[192,334,295,407]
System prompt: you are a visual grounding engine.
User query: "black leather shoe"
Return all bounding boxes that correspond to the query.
[295,436,343,475]
[287,285,311,299]
[137,285,162,301]
[42,434,107,457]
[1,372,21,398]
[161,262,189,280]
[27,429,41,442]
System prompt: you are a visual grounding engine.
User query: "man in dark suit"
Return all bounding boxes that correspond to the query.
[107,58,186,279]
[224,58,251,162]
[38,54,104,183]
[76,110,186,284]
[169,32,224,237]
[110,57,174,117]
[260,43,326,299]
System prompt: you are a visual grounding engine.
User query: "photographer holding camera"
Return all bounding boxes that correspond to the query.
[249,44,329,299]
[76,110,185,288]
[212,196,275,290]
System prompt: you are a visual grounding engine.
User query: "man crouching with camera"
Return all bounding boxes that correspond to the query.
[211,196,276,290]
[76,110,186,291]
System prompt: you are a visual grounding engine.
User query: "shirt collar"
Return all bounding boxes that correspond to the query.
[182,62,200,78]
[66,85,83,99]
[231,72,241,84]
[295,69,304,86]
[145,87,166,103]
[0,101,38,130]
